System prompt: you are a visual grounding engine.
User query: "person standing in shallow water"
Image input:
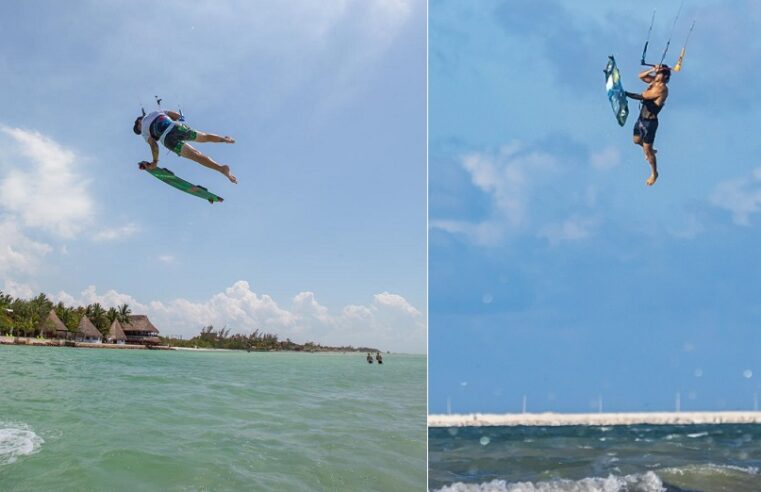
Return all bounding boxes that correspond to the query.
[133,110,238,183]
[367,353,373,364]
[626,64,670,186]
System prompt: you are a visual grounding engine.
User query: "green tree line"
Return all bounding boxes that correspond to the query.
[0,291,131,338]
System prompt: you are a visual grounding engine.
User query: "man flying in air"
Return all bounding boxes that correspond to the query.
[133,109,237,184]
[626,64,670,186]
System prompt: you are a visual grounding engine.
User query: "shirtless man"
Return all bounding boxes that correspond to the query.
[626,64,670,186]
[133,110,237,183]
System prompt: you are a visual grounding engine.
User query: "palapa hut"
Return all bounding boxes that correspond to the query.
[121,315,160,345]
[38,309,69,339]
[75,315,102,343]
[107,320,127,345]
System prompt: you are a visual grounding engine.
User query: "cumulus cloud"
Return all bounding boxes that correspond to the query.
[52,281,425,353]
[710,166,761,225]
[53,285,147,312]
[0,218,52,276]
[0,127,93,238]
[2,280,37,300]
[462,143,556,226]
[430,143,560,246]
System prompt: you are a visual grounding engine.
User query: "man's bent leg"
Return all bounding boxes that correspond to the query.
[643,143,658,186]
[180,144,237,184]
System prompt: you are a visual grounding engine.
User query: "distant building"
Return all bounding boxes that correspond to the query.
[122,315,160,345]
[107,320,127,345]
[75,316,102,343]
[38,309,68,339]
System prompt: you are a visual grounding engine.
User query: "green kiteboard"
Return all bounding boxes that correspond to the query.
[140,163,223,204]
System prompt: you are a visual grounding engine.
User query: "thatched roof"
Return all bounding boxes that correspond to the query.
[122,315,159,334]
[76,316,101,339]
[39,309,68,336]
[107,320,126,341]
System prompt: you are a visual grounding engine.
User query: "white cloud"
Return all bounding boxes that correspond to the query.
[53,285,147,312]
[429,219,505,247]
[0,127,94,238]
[0,217,52,276]
[51,281,425,353]
[710,166,761,225]
[461,144,557,227]
[430,143,560,246]
[2,280,36,300]
[539,215,598,245]
[92,223,140,242]
[590,146,621,170]
[157,255,175,264]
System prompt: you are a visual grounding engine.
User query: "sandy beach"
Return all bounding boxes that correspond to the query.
[428,411,761,427]
[0,336,171,350]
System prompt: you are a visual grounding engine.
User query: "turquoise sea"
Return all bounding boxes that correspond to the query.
[0,345,426,491]
[430,424,761,492]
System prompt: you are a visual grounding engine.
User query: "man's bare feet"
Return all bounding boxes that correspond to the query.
[646,172,658,186]
[222,136,235,143]
[221,165,238,184]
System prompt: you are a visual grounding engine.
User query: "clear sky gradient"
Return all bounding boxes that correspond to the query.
[0,0,426,353]
[430,0,761,411]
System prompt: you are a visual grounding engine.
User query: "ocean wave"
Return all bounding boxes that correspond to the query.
[657,463,760,491]
[686,432,708,438]
[662,463,759,477]
[433,471,666,492]
[0,423,44,465]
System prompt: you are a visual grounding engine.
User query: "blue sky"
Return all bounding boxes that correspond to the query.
[0,0,426,353]
[430,0,761,412]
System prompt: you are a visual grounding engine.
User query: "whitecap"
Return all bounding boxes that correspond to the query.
[686,431,708,438]
[433,471,666,492]
[0,423,44,465]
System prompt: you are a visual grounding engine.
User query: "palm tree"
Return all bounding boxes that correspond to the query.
[0,292,13,335]
[87,303,108,334]
[117,303,132,323]
[106,307,119,325]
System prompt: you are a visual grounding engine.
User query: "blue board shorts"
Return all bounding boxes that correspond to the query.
[633,117,659,145]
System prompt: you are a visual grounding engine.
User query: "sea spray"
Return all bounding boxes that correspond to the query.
[0,423,44,465]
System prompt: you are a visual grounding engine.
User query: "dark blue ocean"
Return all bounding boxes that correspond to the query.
[429,424,761,492]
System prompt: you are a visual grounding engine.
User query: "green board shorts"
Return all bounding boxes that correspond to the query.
[163,124,198,155]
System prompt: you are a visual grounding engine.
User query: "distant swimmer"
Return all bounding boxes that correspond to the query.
[367,352,374,364]
[376,352,383,364]
[133,109,237,184]
[625,65,670,186]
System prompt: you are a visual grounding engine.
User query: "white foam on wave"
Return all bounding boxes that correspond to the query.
[662,463,759,477]
[0,423,44,465]
[433,471,666,492]
[686,431,708,438]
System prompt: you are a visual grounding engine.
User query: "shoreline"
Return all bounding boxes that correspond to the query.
[428,411,761,427]
[0,336,172,350]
